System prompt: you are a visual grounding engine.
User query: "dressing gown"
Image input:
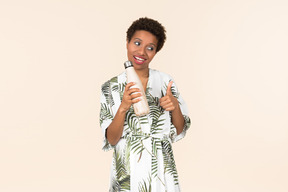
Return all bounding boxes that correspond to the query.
[100,68,191,192]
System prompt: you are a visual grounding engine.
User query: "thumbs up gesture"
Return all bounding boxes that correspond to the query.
[160,81,179,111]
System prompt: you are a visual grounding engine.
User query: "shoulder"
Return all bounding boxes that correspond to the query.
[101,71,126,89]
[150,68,174,81]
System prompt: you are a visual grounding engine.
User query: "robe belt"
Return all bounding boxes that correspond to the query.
[121,132,171,142]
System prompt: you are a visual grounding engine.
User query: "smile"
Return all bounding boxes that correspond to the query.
[133,56,146,64]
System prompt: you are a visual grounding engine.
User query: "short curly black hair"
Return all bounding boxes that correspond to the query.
[126,17,166,53]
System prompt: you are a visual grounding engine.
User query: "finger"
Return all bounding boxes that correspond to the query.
[163,103,175,111]
[127,88,141,95]
[131,97,142,104]
[161,102,173,109]
[159,95,168,103]
[166,81,173,95]
[160,99,170,107]
[125,82,136,90]
[122,94,132,102]
[164,106,174,111]
[130,92,142,99]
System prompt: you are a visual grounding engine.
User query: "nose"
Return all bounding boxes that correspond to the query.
[138,46,146,56]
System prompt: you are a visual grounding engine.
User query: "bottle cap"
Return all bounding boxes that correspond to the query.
[124,61,133,69]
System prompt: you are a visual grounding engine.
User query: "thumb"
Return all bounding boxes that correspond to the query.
[166,81,173,95]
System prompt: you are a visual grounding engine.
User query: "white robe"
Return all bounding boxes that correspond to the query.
[100,68,191,192]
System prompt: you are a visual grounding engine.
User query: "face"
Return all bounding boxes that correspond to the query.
[126,30,158,71]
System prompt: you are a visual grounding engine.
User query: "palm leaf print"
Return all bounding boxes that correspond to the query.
[125,109,140,132]
[146,92,166,135]
[183,115,191,130]
[100,103,113,125]
[124,140,131,174]
[138,115,149,125]
[166,80,179,98]
[129,136,147,155]
[124,103,151,163]
[101,80,115,107]
[111,150,130,191]
[112,82,126,100]
[125,108,149,133]
[162,140,179,185]
[151,139,162,178]
[138,175,152,192]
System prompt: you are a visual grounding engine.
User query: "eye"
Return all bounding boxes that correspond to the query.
[147,46,154,51]
[134,41,141,46]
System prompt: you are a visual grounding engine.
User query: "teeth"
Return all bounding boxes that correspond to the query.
[135,56,144,61]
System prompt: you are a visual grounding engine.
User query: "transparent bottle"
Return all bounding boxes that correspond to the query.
[124,61,150,116]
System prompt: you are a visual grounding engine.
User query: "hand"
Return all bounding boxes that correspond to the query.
[119,82,142,112]
[160,81,179,111]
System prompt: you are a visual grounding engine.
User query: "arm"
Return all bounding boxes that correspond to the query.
[106,82,141,145]
[171,103,185,134]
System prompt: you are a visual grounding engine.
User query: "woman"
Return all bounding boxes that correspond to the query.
[100,17,191,192]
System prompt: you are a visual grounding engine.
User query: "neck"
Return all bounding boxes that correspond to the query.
[135,68,149,79]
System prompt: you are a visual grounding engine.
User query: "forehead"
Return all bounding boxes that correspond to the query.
[131,30,158,45]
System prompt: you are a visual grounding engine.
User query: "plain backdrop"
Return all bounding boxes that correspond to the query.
[0,0,287,191]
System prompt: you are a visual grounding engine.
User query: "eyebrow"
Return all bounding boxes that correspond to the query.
[134,38,157,47]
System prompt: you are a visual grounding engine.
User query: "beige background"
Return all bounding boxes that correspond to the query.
[0,0,287,191]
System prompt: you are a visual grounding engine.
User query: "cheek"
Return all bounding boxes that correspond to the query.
[127,45,132,52]
[127,47,134,57]
[127,43,133,51]
[148,52,156,59]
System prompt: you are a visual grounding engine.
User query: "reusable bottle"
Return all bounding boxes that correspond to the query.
[124,61,150,116]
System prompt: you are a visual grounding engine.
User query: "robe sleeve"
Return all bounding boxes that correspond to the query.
[167,77,191,143]
[99,81,114,151]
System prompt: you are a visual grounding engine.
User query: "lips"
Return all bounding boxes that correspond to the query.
[133,55,147,65]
